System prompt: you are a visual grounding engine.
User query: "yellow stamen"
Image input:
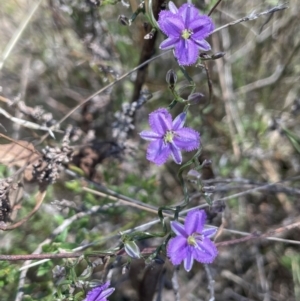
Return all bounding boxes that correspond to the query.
[187,235,197,247]
[164,131,174,143]
[181,29,192,40]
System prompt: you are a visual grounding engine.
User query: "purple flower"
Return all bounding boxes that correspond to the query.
[167,210,218,272]
[83,281,115,301]
[158,1,214,66]
[139,108,200,165]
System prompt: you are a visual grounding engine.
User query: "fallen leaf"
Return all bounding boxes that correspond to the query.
[0,141,41,181]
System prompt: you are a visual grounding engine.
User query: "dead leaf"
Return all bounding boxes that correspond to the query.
[0,141,41,181]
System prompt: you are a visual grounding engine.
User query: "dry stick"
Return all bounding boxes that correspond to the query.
[0,107,60,137]
[228,7,294,64]
[211,3,289,35]
[220,270,262,300]
[203,61,213,106]
[204,264,215,301]
[236,40,300,94]
[255,246,271,301]
[13,58,31,142]
[130,0,165,104]
[0,0,43,70]
[215,220,300,248]
[208,0,224,16]
[83,187,159,215]
[0,253,83,261]
[171,268,180,301]
[212,33,241,159]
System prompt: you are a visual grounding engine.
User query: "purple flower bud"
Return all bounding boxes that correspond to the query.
[212,200,226,213]
[201,159,212,167]
[187,169,201,179]
[118,15,130,26]
[187,92,205,105]
[212,52,226,60]
[124,241,141,259]
[166,69,177,86]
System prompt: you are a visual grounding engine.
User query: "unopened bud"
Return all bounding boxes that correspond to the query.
[212,200,226,213]
[199,53,211,60]
[201,159,212,167]
[144,28,156,39]
[187,169,201,179]
[166,69,177,86]
[118,15,131,26]
[202,186,216,193]
[212,52,226,60]
[124,241,141,259]
[187,92,205,105]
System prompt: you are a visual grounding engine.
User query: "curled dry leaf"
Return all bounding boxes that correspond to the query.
[0,140,41,181]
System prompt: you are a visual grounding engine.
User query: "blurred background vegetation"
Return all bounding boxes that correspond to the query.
[0,0,300,300]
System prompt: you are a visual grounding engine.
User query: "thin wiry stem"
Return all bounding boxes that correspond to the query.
[171,267,180,301]
[208,0,224,16]
[204,264,215,301]
[0,0,43,70]
[2,218,300,262]
[211,3,288,35]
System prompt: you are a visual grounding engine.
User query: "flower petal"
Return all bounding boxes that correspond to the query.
[202,227,218,238]
[173,128,200,151]
[139,130,162,141]
[167,236,187,265]
[159,37,180,50]
[146,139,171,165]
[170,220,187,237]
[172,112,186,130]
[149,108,172,135]
[185,209,206,235]
[84,282,115,301]
[192,39,211,51]
[194,237,218,263]
[158,10,174,34]
[100,287,115,300]
[175,39,198,66]
[168,1,178,14]
[170,143,182,164]
[178,4,199,28]
[183,245,194,272]
[158,14,184,37]
[189,16,214,39]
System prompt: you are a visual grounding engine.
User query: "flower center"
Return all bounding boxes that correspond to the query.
[164,131,174,143]
[181,29,192,40]
[187,235,197,246]
[187,233,202,247]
